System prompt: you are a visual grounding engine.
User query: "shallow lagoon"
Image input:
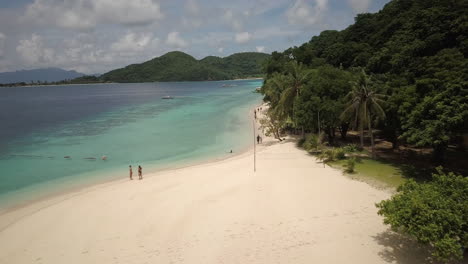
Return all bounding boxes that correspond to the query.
[0,80,262,209]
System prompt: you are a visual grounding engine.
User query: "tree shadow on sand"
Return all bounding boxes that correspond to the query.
[374,230,434,264]
[373,230,467,264]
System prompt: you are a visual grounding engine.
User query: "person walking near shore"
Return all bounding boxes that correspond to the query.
[129,165,133,180]
[257,135,260,144]
[138,165,143,180]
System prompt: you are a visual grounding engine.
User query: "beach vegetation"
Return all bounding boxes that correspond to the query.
[259,109,286,141]
[317,149,336,164]
[302,132,326,153]
[341,70,386,158]
[260,0,468,164]
[330,157,405,188]
[316,147,347,164]
[334,148,346,160]
[376,168,468,262]
[344,157,356,173]
[343,144,360,153]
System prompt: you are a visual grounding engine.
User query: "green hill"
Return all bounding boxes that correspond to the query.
[100,51,269,82]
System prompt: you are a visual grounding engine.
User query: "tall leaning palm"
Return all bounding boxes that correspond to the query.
[278,61,311,131]
[341,70,385,158]
[262,72,289,107]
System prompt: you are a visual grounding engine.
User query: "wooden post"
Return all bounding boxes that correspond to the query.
[253,118,256,172]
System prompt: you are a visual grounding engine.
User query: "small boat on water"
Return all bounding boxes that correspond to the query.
[162,95,174,99]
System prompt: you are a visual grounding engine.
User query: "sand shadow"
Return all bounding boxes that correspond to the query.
[373,230,466,264]
[260,137,295,147]
[373,230,433,264]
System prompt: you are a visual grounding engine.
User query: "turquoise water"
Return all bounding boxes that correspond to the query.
[0,80,262,209]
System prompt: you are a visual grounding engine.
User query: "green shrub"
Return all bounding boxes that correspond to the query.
[303,133,325,152]
[344,157,356,173]
[376,168,468,262]
[297,138,306,148]
[343,144,359,153]
[335,148,346,160]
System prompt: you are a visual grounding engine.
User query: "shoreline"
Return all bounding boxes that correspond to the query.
[0,103,264,229]
[0,103,430,264]
[0,140,258,232]
[0,78,264,88]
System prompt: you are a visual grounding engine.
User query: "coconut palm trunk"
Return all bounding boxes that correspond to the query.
[359,122,364,148]
[341,70,386,157]
[368,112,375,158]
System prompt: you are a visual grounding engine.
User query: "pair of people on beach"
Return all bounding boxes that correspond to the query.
[129,165,142,180]
[257,135,262,144]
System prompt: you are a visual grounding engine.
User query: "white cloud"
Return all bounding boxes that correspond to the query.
[181,17,203,29]
[166,32,188,48]
[192,32,232,46]
[0,33,6,58]
[235,32,251,44]
[256,46,265,52]
[56,33,162,73]
[181,0,204,29]
[347,0,372,13]
[253,27,302,40]
[16,34,55,65]
[217,47,224,53]
[286,0,328,26]
[223,9,243,31]
[111,33,155,52]
[185,0,200,15]
[23,0,163,30]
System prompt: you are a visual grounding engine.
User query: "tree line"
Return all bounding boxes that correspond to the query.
[261,0,467,163]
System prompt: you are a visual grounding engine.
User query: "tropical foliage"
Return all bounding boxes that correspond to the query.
[341,70,386,157]
[259,109,286,142]
[376,168,468,262]
[261,0,468,162]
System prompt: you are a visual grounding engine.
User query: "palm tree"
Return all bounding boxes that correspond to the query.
[278,61,311,134]
[341,70,385,158]
[262,72,289,107]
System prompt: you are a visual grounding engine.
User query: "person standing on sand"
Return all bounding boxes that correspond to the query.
[257,135,260,144]
[138,165,143,180]
[129,165,133,180]
[254,109,257,119]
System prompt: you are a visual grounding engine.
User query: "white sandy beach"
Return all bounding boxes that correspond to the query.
[0,112,431,264]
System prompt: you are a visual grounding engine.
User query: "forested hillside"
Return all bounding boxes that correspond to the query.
[262,0,467,163]
[100,51,269,82]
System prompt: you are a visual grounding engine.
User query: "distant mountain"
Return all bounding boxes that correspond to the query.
[100,51,270,82]
[0,68,85,84]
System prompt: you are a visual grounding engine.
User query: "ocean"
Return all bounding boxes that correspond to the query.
[0,80,262,210]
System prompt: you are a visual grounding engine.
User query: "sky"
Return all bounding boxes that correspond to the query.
[0,0,390,74]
